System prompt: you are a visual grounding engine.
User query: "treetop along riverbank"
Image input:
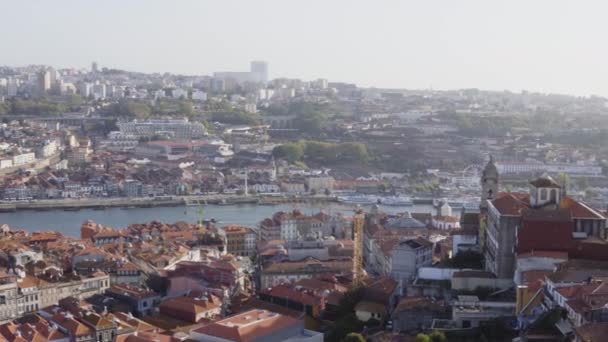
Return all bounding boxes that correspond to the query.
[272,140,368,165]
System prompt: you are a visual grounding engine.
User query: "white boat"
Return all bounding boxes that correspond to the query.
[380,196,413,206]
[338,195,380,205]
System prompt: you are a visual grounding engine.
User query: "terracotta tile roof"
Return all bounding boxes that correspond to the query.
[80,312,114,329]
[107,284,159,300]
[51,313,92,337]
[521,270,552,285]
[262,257,352,274]
[17,275,43,289]
[560,197,606,220]
[529,176,561,188]
[380,238,400,257]
[111,312,157,332]
[394,297,447,312]
[491,193,530,216]
[159,294,222,315]
[261,284,323,307]
[191,309,302,342]
[575,322,608,342]
[556,283,602,300]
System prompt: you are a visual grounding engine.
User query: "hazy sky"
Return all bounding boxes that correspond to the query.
[4,0,608,96]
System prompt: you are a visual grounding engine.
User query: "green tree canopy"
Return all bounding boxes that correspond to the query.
[272,142,304,163]
[272,140,368,165]
[209,111,260,125]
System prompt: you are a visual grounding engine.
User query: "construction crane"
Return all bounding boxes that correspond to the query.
[352,209,365,285]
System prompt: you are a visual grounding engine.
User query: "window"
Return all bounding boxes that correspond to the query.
[540,188,547,201]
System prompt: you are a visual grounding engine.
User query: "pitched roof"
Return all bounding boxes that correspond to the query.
[491,193,530,216]
[575,322,608,342]
[560,197,606,220]
[529,176,561,188]
[159,294,222,315]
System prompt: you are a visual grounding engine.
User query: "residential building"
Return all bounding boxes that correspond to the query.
[392,297,449,332]
[105,284,161,317]
[159,293,222,323]
[0,272,18,323]
[12,152,35,167]
[220,225,257,257]
[390,237,433,285]
[260,257,352,289]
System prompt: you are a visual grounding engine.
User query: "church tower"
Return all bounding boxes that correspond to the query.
[480,155,499,212]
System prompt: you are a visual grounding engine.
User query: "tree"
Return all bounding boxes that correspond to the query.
[342,333,366,342]
[416,332,446,342]
[416,334,432,342]
[209,111,260,125]
[178,100,194,116]
[272,142,304,163]
[429,330,447,342]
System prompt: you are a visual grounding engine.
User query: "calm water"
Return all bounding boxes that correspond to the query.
[0,203,436,237]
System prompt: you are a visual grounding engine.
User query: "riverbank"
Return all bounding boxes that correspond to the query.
[0,202,437,237]
[0,194,339,212]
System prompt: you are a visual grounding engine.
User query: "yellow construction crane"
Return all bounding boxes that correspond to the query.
[352,209,365,285]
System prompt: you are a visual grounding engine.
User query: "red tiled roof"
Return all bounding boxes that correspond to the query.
[560,197,606,220]
[529,177,561,188]
[192,309,301,342]
[575,322,608,341]
[261,284,323,307]
[491,193,529,216]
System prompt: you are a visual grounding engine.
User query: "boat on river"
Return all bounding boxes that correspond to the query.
[380,196,414,206]
[338,195,380,205]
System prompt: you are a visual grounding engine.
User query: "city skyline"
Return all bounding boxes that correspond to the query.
[3,0,608,97]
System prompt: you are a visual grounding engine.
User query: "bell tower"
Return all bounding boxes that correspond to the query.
[480,155,499,212]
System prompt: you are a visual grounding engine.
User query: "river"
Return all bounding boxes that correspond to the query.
[0,203,437,237]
